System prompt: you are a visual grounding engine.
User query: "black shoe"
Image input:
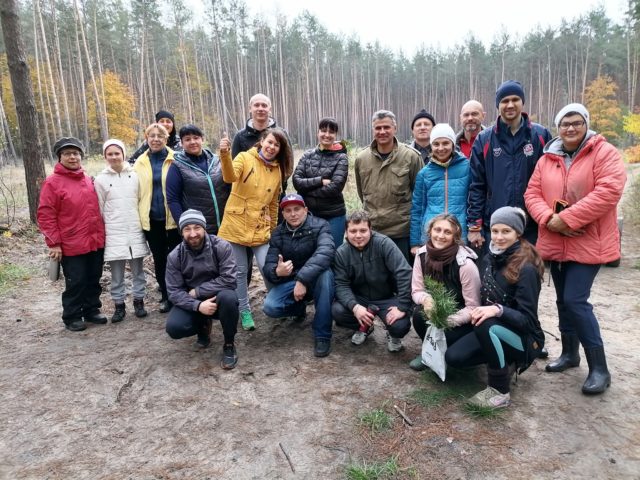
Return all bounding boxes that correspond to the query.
[111,303,126,323]
[538,346,549,359]
[65,319,86,331]
[314,338,331,357]
[133,298,148,318]
[159,299,172,313]
[221,343,238,370]
[546,334,580,372]
[582,346,611,394]
[84,311,107,324]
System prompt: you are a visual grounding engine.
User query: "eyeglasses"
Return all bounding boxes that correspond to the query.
[60,150,81,157]
[147,134,167,140]
[558,120,586,131]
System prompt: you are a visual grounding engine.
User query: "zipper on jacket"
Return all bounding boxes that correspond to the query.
[243,167,255,183]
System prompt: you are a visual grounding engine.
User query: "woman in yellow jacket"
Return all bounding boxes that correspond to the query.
[134,123,180,313]
[219,127,293,330]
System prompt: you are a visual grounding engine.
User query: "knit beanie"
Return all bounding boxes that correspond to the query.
[411,109,436,129]
[102,138,126,158]
[155,110,175,123]
[554,103,590,129]
[495,80,525,108]
[430,123,456,145]
[490,206,526,235]
[179,209,206,231]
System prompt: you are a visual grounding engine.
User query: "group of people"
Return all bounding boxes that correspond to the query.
[37,81,625,407]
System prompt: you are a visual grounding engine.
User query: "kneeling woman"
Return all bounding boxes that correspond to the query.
[410,214,481,370]
[448,207,545,408]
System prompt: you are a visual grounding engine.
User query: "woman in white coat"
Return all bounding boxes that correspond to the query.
[95,139,150,322]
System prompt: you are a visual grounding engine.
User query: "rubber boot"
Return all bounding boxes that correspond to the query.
[111,303,126,323]
[582,346,611,394]
[133,298,148,318]
[546,334,580,372]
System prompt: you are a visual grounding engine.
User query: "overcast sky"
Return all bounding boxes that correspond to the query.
[238,0,627,54]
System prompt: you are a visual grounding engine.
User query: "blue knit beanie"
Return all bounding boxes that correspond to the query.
[495,80,525,108]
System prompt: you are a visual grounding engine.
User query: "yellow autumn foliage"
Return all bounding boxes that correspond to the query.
[87,71,137,145]
[584,76,622,141]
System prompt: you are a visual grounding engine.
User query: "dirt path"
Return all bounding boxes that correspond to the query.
[1,206,639,478]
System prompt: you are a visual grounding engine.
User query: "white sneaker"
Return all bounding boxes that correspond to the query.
[467,387,511,408]
[351,326,373,345]
[387,334,403,352]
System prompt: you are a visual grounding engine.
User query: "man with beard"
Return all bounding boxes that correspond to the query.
[165,209,239,369]
[455,100,486,159]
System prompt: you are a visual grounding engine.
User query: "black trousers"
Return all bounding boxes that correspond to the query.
[144,220,181,299]
[332,297,411,338]
[60,249,104,322]
[165,289,239,344]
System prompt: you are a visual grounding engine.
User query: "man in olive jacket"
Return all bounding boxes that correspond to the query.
[263,194,335,357]
[332,211,413,352]
[355,109,423,264]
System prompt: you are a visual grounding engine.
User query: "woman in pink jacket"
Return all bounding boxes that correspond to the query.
[524,103,626,395]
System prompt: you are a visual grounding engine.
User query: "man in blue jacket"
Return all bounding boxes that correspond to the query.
[467,80,551,251]
[262,194,335,358]
[165,209,239,370]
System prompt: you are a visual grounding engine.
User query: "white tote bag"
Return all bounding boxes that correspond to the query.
[421,324,447,381]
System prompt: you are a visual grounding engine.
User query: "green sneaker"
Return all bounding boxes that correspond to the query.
[467,386,511,409]
[409,355,427,371]
[240,310,255,331]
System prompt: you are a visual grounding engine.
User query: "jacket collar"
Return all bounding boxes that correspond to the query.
[54,162,86,178]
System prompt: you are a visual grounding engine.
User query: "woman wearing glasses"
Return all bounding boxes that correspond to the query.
[524,103,626,395]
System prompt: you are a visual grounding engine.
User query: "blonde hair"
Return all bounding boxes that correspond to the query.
[144,123,169,139]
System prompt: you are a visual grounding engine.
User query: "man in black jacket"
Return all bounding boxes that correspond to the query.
[165,209,239,369]
[332,211,413,352]
[262,194,335,357]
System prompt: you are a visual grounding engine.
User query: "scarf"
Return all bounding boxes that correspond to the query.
[425,241,459,282]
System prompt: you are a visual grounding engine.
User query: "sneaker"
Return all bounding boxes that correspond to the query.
[314,338,331,357]
[351,325,374,345]
[387,334,403,353]
[221,343,238,369]
[240,310,255,331]
[84,311,107,324]
[409,355,427,371]
[467,386,511,409]
[65,319,86,332]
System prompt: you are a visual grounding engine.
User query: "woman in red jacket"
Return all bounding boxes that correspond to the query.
[37,137,106,332]
[524,103,626,395]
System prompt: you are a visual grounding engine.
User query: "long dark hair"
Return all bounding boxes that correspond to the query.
[504,239,544,284]
[256,127,293,185]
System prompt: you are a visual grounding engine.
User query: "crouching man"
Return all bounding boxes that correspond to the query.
[262,194,335,357]
[165,209,239,369]
[332,210,413,352]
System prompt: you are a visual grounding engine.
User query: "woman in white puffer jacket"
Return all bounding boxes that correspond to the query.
[95,139,150,322]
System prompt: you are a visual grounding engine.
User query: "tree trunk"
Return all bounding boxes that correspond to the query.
[0,0,48,223]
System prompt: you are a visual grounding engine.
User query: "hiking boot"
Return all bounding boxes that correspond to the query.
[65,319,86,332]
[538,346,549,359]
[240,310,255,331]
[84,311,107,324]
[546,334,581,373]
[409,355,427,371]
[351,325,373,345]
[195,318,212,349]
[221,343,238,369]
[467,386,511,408]
[582,346,611,395]
[159,298,172,313]
[387,334,403,353]
[111,303,126,323]
[314,338,331,357]
[133,298,148,318]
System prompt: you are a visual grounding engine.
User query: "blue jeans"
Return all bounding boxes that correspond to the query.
[550,261,602,348]
[318,214,345,247]
[263,269,334,339]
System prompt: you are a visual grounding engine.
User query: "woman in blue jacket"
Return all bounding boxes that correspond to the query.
[410,124,471,255]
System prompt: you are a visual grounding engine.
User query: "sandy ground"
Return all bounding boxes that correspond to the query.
[1,203,639,478]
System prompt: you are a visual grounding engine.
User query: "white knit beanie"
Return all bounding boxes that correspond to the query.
[430,123,456,144]
[554,103,590,129]
[102,138,127,158]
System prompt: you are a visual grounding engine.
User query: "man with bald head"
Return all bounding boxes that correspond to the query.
[232,93,282,157]
[455,100,485,159]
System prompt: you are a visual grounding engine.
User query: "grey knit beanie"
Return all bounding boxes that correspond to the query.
[490,206,526,235]
[179,209,206,231]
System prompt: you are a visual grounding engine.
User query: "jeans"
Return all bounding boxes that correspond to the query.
[318,214,345,247]
[165,289,239,344]
[109,257,146,302]
[60,249,104,321]
[332,296,411,338]
[229,242,271,312]
[550,261,603,348]
[263,269,335,339]
[144,220,180,299]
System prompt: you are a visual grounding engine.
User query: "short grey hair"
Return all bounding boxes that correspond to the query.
[371,110,396,126]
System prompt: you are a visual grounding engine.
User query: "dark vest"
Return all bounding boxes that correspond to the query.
[420,252,466,308]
